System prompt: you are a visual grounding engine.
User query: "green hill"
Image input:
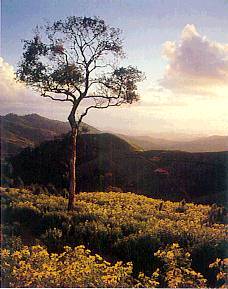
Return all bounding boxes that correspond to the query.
[0,113,99,156]
[5,133,228,205]
[2,113,227,205]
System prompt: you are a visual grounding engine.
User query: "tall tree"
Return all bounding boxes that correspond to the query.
[17,16,144,210]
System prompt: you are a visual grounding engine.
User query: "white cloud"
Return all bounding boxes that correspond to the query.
[0,57,28,104]
[0,57,42,106]
[0,57,71,117]
[160,24,228,96]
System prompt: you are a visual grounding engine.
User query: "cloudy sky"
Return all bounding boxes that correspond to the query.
[1,0,228,138]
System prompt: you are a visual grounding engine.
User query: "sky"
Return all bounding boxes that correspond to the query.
[1,0,228,138]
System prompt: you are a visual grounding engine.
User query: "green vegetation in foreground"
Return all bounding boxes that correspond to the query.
[1,188,227,287]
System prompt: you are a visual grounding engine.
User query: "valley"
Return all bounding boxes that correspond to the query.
[1,114,227,206]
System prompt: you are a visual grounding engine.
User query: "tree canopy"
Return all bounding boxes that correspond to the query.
[17,16,144,127]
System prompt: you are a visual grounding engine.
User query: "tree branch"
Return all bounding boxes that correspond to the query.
[84,94,120,100]
[42,92,74,103]
[78,98,124,125]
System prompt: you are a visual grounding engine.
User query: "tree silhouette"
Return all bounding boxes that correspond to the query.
[17,16,144,210]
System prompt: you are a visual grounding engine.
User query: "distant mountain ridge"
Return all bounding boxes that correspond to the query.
[119,134,228,153]
[0,113,100,156]
[1,113,227,157]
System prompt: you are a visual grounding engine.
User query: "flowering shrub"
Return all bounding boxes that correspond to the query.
[1,244,159,288]
[2,188,227,286]
[155,243,207,288]
[209,258,228,288]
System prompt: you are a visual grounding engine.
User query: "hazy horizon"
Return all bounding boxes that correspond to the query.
[1,0,228,137]
[2,112,228,142]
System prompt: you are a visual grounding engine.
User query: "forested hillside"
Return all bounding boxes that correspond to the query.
[0,113,99,156]
[1,114,227,157]
[4,133,228,205]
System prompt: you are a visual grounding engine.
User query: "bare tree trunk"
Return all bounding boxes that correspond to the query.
[67,102,78,211]
[68,126,78,211]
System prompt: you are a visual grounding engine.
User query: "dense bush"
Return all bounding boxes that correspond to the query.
[155,243,207,288]
[2,241,217,288]
[1,244,159,288]
[1,188,227,287]
[209,257,228,288]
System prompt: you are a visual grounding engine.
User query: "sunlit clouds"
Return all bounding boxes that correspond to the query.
[134,24,228,136]
[0,57,42,108]
[0,57,71,118]
[0,57,29,105]
[0,22,228,136]
[160,24,228,97]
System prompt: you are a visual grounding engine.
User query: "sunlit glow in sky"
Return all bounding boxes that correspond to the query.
[1,0,228,137]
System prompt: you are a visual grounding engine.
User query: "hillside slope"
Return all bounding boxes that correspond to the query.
[0,113,99,156]
[120,134,228,152]
[2,188,227,287]
[6,133,228,204]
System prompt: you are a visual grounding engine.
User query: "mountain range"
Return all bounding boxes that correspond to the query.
[1,113,227,205]
[0,113,226,205]
[1,113,227,157]
[119,134,228,153]
[0,113,99,157]
[5,132,227,205]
